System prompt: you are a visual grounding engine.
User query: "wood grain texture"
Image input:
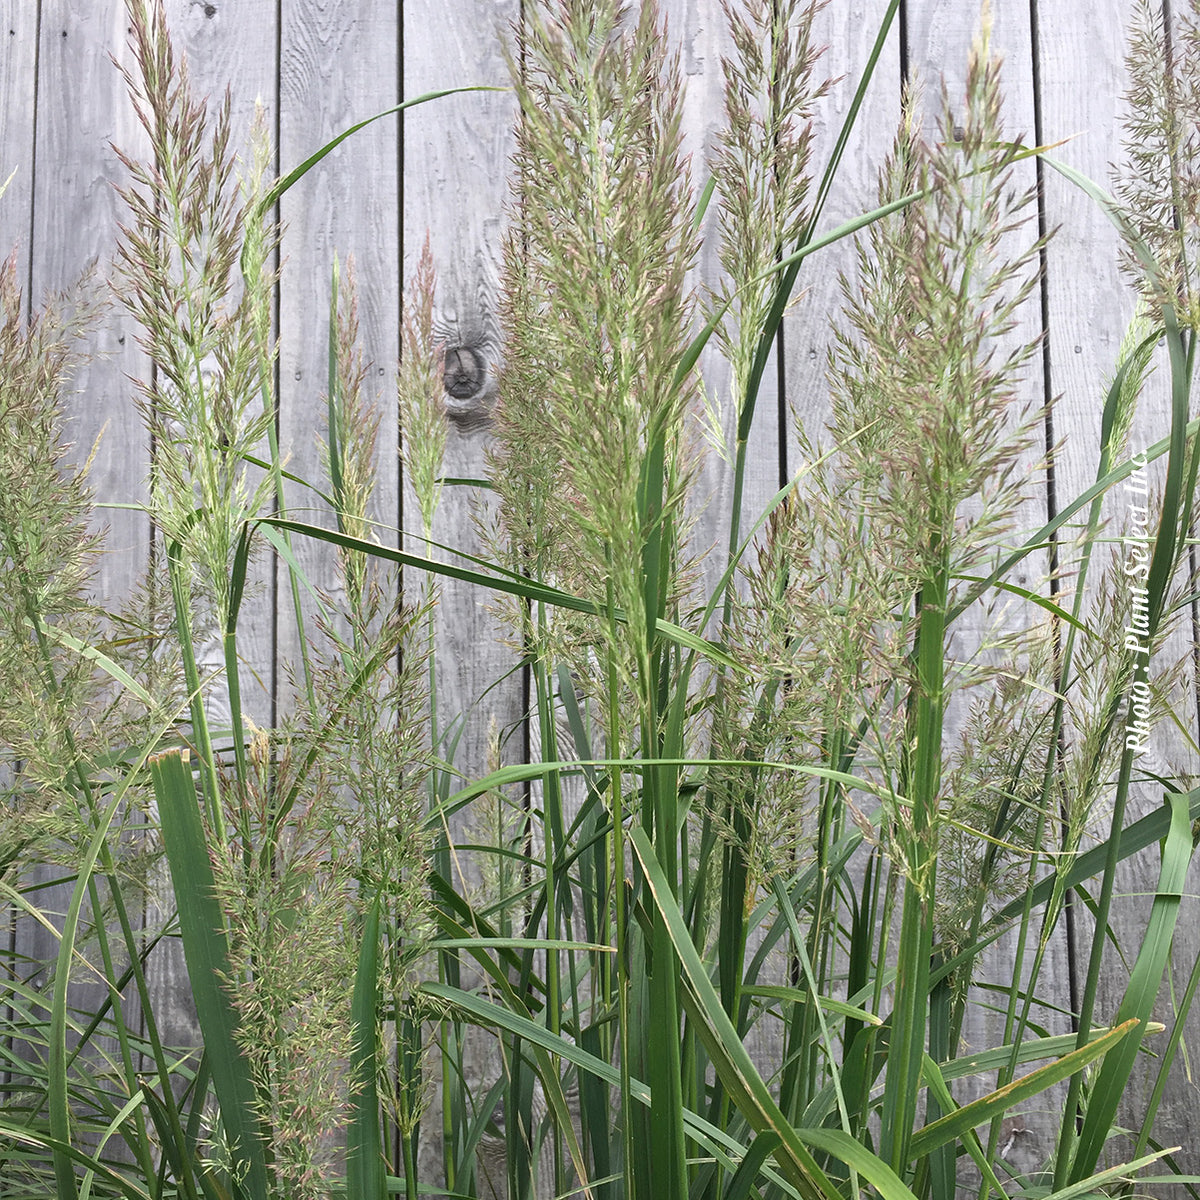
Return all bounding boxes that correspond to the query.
[1036,0,1135,1161]
[13,0,155,1092]
[34,0,150,597]
[402,2,519,830]
[0,2,38,289]
[1038,0,1200,1169]
[277,0,401,710]
[403,0,519,1186]
[666,0,739,613]
[786,0,901,447]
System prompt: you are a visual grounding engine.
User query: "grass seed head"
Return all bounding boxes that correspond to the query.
[1117,0,1200,325]
[398,234,447,541]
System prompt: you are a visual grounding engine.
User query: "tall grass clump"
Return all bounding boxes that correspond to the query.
[5,1,1200,1199]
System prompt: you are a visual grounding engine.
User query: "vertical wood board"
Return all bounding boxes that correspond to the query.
[0,2,39,289]
[277,0,402,708]
[403,0,519,1185]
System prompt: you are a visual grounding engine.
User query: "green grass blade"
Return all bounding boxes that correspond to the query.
[150,750,271,1199]
[254,520,334,625]
[223,521,254,788]
[347,896,385,1200]
[257,517,739,669]
[1042,1150,1173,1200]
[692,173,716,233]
[791,1128,925,1200]
[423,981,798,1196]
[326,257,345,529]
[955,574,1095,637]
[950,422,1200,623]
[420,984,592,1196]
[979,787,1200,926]
[906,1019,1136,1161]
[1068,791,1195,1182]
[628,825,905,1200]
[920,1056,1011,1200]
[0,1125,153,1200]
[1041,155,1169,290]
[723,1133,781,1200]
[432,755,900,829]
[937,1024,1150,1082]
[38,624,159,709]
[141,1085,206,1200]
[250,86,507,221]
[234,454,336,506]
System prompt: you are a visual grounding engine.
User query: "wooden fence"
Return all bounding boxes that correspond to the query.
[4,0,1199,1178]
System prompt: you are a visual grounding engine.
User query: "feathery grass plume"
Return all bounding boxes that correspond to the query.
[712,477,914,894]
[319,259,437,1156]
[726,33,1045,904]
[1106,299,1157,462]
[825,32,1048,1165]
[208,285,435,1182]
[321,254,377,617]
[858,36,1043,878]
[239,101,278,408]
[398,235,448,546]
[0,260,98,790]
[113,0,276,638]
[731,98,929,807]
[1059,555,1191,854]
[828,73,1045,613]
[207,724,358,1200]
[203,250,436,1195]
[1116,0,1200,324]
[0,255,101,863]
[318,253,431,893]
[494,0,700,693]
[491,11,702,1193]
[491,237,561,582]
[935,664,1054,961]
[711,30,1048,1165]
[0,254,173,1199]
[710,0,829,401]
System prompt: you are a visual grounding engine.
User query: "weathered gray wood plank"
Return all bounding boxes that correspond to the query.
[0,0,42,1095]
[1038,0,1200,1169]
[13,0,154,1100]
[34,1,149,597]
[0,3,38,289]
[1036,0,1136,1137]
[787,0,901,446]
[277,0,401,709]
[404,0,519,1187]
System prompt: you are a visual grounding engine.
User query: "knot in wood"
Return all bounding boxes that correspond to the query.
[443,345,485,400]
